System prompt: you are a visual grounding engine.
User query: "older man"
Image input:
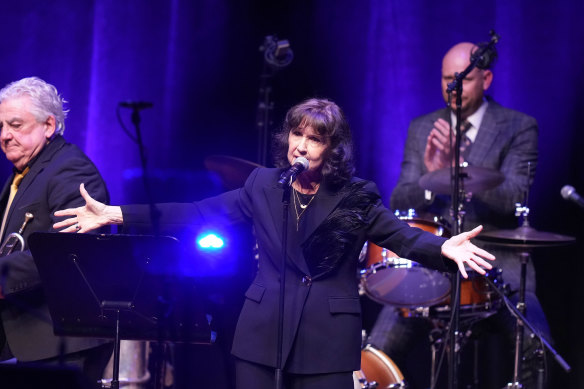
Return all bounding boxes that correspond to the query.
[0,77,111,386]
[368,42,549,389]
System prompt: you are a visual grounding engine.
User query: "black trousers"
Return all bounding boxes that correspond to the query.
[235,357,354,389]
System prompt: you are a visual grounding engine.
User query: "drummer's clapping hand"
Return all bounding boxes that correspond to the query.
[424,118,454,172]
[53,183,123,233]
[441,225,495,278]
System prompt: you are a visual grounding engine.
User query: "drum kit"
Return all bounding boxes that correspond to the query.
[356,165,575,389]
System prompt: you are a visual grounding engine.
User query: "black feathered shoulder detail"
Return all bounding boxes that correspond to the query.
[302,181,380,278]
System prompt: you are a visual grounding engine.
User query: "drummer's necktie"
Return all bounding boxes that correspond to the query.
[459,120,473,159]
[0,167,30,239]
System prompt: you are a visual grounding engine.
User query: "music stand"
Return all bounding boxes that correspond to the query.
[28,232,216,389]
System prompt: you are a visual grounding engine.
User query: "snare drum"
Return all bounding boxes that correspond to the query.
[360,217,451,308]
[353,345,406,389]
[432,268,503,319]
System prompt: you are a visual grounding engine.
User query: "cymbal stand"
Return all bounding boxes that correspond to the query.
[506,203,532,388]
[429,327,445,389]
[479,264,571,389]
[504,203,568,388]
[508,250,528,389]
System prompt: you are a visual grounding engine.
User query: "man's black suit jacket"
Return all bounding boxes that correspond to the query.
[0,135,109,361]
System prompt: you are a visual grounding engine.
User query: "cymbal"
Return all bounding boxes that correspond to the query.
[204,155,263,190]
[419,166,504,194]
[477,225,576,247]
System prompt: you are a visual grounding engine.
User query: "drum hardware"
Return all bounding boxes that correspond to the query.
[393,208,417,219]
[422,268,503,389]
[0,212,34,256]
[429,328,444,389]
[428,316,487,389]
[398,306,431,318]
[395,212,449,237]
[395,209,453,232]
[477,204,574,389]
[353,370,378,389]
[480,267,571,389]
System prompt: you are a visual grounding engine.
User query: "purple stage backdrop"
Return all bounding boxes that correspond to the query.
[1,1,583,387]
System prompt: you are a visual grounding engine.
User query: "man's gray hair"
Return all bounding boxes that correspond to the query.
[0,77,68,135]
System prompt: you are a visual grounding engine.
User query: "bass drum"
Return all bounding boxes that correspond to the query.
[360,216,451,308]
[353,345,406,389]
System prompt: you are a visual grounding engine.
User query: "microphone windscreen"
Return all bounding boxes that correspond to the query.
[293,157,309,170]
[471,43,498,70]
[561,185,575,200]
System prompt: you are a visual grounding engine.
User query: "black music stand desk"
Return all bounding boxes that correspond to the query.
[28,232,215,388]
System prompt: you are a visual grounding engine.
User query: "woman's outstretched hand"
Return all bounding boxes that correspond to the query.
[53,183,122,233]
[441,225,495,278]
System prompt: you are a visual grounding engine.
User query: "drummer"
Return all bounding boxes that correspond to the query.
[53,98,495,389]
[368,42,550,388]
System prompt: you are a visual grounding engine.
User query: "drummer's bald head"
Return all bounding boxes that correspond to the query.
[441,42,493,118]
[443,42,476,68]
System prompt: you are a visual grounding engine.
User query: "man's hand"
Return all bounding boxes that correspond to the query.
[424,118,455,172]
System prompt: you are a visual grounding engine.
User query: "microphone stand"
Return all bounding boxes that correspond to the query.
[444,30,499,389]
[276,179,292,389]
[256,35,293,166]
[125,104,165,389]
[446,83,464,389]
[129,107,160,236]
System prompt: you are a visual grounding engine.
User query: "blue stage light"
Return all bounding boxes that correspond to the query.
[197,232,225,250]
[179,225,250,278]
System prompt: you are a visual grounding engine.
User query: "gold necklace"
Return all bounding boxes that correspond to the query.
[292,185,319,231]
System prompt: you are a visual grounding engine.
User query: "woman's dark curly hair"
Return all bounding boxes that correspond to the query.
[272,98,355,188]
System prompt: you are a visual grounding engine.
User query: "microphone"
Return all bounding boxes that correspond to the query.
[561,185,584,209]
[261,35,294,68]
[471,30,500,70]
[470,42,498,70]
[118,101,153,110]
[278,157,309,187]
